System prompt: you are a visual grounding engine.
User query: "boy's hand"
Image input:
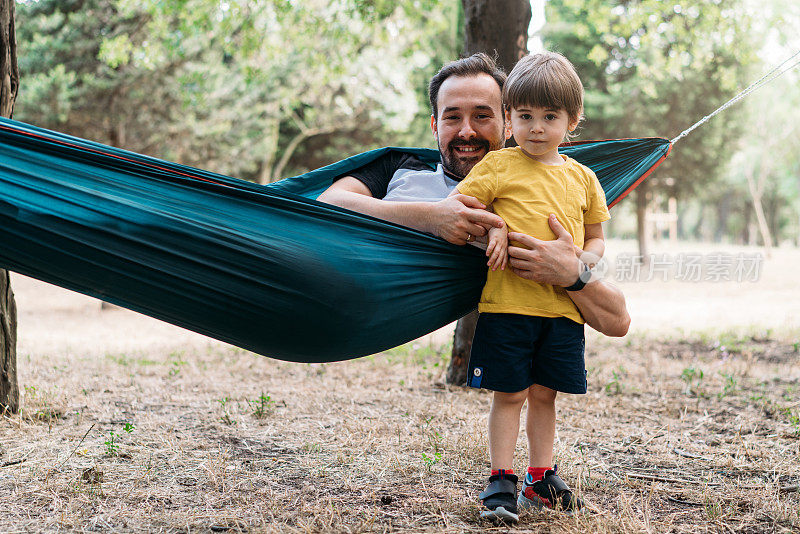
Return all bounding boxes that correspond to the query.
[486,225,508,271]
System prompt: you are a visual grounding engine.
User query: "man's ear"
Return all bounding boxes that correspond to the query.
[430,114,438,140]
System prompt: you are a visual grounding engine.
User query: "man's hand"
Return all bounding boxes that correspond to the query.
[507,214,582,287]
[431,194,504,245]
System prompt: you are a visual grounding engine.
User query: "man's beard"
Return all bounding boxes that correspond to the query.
[439,137,503,179]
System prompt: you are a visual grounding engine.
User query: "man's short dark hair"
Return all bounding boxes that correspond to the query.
[428,53,507,118]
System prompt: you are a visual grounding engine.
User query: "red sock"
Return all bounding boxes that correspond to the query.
[491,468,514,478]
[527,466,550,481]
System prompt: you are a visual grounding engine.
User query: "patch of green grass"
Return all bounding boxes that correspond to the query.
[247,393,275,419]
[704,497,724,520]
[717,372,738,399]
[680,367,706,397]
[104,431,120,455]
[104,422,135,456]
[105,354,159,367]
[421,415,444,472]
[216,396,237,425]
[167,351,188,377]
[385,341,452,367]
[604,366,627,396]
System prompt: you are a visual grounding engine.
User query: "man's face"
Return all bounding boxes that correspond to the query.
[431,74,509,178]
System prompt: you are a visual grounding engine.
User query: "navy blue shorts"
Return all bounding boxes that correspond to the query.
[466,313,586,394]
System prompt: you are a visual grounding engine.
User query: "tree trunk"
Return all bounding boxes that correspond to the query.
[744,166,773,257]
[462,0,532,72]
[741,201,752,245]
[0,0,19,413]
[446,0,531,386]
[636,183,649,265]
[446,309,478,386]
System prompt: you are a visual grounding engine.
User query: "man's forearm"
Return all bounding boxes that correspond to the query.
[568,281,630,337]
[317,188,437,234]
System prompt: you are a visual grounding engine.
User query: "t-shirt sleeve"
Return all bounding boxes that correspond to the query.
[584,170,611,224]
[334,151,432,199]
[455,155,498,205]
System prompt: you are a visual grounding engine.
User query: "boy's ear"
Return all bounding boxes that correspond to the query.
[504,109,512,140]
[568,110,582,133]
[568,117,580,133]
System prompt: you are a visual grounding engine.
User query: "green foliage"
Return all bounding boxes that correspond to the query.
[104,431,119,455]
[248,392,275,419]
[680,366,705,397]
[542,0,763,202]
[542,0,800,244]
[15,0,459,182]
[104,422,135,455]
[420,415,443,472]
[604,367,625,395]
[717,372,737,399]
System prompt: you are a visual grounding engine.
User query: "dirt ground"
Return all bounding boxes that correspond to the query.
[1,240,799,533]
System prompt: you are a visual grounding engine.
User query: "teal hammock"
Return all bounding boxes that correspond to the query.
[0,117,670,362]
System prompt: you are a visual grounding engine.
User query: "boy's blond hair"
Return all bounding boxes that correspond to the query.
[503,52,584,125]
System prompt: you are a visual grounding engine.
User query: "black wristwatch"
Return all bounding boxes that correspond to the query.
[563,262,591,291]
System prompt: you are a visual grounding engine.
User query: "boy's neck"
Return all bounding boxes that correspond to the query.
[518,146,565,166]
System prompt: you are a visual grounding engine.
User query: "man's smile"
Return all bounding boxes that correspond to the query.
[453,145,484,155]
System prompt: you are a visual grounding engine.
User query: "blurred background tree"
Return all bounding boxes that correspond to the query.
[1,0,19,413]
[15,0,462,182]
[540,0,799,252]
[542,0,762,258]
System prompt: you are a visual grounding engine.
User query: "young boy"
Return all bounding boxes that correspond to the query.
[453,51,610,523]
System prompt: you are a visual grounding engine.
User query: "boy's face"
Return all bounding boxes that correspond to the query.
[507,106,579,164]
[431,74,510,178]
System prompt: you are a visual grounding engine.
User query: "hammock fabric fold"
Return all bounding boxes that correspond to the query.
[0,117,670,362]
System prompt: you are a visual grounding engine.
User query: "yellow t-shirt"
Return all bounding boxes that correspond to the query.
[456,147,610,323]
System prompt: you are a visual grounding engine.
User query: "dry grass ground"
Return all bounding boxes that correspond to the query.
[1,240,799,533]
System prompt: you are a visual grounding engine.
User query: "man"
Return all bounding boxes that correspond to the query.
[318,53,629,337]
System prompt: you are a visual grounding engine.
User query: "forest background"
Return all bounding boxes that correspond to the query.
[12,0,800,252]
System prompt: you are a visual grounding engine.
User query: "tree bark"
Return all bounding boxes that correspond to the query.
[446,309,478,386]
[446,0,531,386]
[461,0,532,72]
[0,0,19,413]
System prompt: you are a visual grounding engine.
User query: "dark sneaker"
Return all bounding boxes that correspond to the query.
[479,472,519,524]
[517,466,583,513]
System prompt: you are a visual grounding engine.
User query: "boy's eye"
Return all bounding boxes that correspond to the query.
[520,113,532,120]
[545,114,557,120]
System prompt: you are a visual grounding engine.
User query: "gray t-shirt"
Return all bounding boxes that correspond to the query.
[383,164,458,202]
[337,151,457,201]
